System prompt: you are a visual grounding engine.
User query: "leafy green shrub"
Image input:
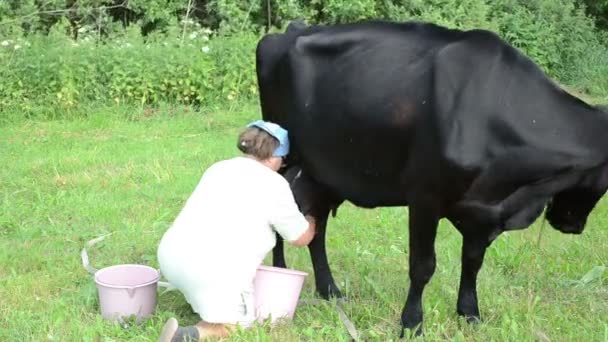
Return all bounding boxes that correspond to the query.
[322,0,378,23]
[384,0,499,32]
[0,23,259,118]
[489,0,602,80]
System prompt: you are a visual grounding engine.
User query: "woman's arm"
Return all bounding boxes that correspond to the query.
[289,215,316,246]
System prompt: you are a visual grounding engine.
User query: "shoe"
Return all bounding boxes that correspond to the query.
[158,317,179,342]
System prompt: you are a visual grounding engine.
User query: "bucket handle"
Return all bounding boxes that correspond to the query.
[157,269,176,293]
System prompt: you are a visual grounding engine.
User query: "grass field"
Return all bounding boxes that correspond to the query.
[1,101,607,341]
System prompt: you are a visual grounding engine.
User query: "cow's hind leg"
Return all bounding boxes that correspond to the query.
[272,232,287,268]
[401,202,439,337]
[457,233,494,322]
[308,211,342,299]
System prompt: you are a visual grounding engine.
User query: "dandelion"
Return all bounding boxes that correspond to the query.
[189,32,197,40]
[201,46,210,53]
[202,36,209,41]
[14,44,21,50]
[1,41,9,46]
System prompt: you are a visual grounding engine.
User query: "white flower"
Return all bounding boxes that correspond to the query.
[14,44,21,50]
[77,27,87,33]
[189,32,197,40]
[1,41,9,46]
[201,46,210,53]
[202,36,209,41]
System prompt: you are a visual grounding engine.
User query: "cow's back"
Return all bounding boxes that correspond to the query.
[276,22,465,206]
[257,20,608,210]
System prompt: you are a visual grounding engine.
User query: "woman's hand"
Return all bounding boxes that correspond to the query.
[291,215,317,246]
[305,215,317,235]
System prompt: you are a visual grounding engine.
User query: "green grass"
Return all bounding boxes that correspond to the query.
[1,101,607,341]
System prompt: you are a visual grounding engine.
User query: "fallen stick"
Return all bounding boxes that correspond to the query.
[80,233,175,291]
[299,298,359,341]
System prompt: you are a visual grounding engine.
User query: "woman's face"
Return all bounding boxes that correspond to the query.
[265,156,284,172]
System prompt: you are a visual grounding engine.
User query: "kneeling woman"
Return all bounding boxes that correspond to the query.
[157,120,316,341]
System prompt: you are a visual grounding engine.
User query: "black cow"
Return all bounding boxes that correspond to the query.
[256,20,608,336]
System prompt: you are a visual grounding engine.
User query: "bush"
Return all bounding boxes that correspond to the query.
[489,0,602,80]
[0,23,259,118]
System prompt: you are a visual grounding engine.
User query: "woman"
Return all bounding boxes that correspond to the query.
[157,120,317,341]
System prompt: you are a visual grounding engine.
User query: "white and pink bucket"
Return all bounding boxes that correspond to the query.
[91,262,307,325]
[253,265,308,324]
[94,264,161,322]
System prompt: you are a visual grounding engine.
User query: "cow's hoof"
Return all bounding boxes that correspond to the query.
[399,324,423,339]
[464,315,482,324]
[400,314,423,339]
[457,311,482,324]
[317,284,342,300]
[457,305,481,324]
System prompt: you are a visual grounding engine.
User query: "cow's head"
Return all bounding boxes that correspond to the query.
[545,164,608,234]
[282,165,340,218]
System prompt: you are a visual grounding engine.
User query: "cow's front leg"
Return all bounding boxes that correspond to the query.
[272,232,287,268]
[401,203,439,337]
[307,212,342,299]
[457,234,492,322]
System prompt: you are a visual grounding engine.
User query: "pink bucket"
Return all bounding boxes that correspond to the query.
[94,264,161,322]
[253,265,308,324]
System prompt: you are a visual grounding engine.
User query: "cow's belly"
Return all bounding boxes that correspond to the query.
[287,63,433,207]
[294,127,414,208]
